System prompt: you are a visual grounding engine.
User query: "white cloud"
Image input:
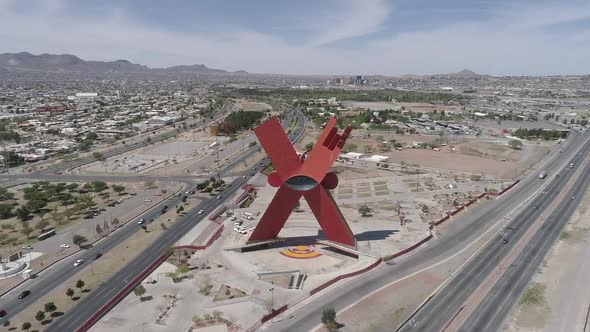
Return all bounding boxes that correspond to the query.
[305,0,391,46]
[0,0,589,75]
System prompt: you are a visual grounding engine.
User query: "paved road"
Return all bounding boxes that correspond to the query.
[397,136,590,332]
[457,147,590,331]
[264,130,589,332]
[24,110,302,331]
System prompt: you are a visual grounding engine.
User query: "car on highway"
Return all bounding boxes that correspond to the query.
[94,253,102,260]
[74,259,84,267]
[138,218,146,225]
[59,244,70,248]
[572,196,576,200]
[18,290,31,299]
[0,309,6,317]
[175,192,182,196]
[198,209,205,214]
[22,245,33,250]
[216,195,222,200]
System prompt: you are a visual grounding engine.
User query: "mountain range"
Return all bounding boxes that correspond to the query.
[0,52,248,75]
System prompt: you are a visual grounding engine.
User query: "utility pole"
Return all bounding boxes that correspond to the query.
[269,287,275,313]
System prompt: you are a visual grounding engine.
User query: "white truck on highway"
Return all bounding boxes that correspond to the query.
[209,141,219,149]
[539,171,547,179]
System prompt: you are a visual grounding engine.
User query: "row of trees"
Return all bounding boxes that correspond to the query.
[218,110,265,134]
[513,128,564,140]
[230,88,466,104]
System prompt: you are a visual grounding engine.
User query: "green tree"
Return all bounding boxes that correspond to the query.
[95,224,103,236]
[21,322,31,331]
[508,139,523,150]
[44,302,57,315]
[26,199,47,214]
[358,205,372,217]
[76,279,85,290]
[176,205,185,214]
[0,186,15,201]
[321,307,338,331]
[0,203,14,219]
[91,181,108,192]
[133,284,146,299]
[66,288,75,298]
[2,151,24,167]
[2,320,10,327]
[112,185,126,194]
[72,234,88,248]
[35,310,45,323]
[92,152,104,160]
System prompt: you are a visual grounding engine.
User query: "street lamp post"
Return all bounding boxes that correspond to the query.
[269,287,275,313]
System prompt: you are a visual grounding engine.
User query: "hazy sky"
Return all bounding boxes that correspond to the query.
[1,0,590,75]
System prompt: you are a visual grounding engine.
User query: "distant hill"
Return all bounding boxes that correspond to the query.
[0,52,246,75]
[447,69,484,78]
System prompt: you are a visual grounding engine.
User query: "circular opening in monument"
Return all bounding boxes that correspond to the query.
[285,175,318,191]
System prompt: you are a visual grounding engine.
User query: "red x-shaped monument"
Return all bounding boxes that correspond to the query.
[247,117,356,248]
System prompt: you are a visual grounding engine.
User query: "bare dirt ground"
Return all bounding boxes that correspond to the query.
[235,100,273,112]
[346,135,551,179]
[504,186,590,332]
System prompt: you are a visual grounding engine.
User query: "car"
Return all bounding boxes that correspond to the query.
[239,230,247,234]
[94,253,102,260]
[533,205,538,210]
[572,196,576,200]
[0,309,6,317]
[155,192,162,196]
[144,199,152,202]
[234,221,243,226]
[59,244,70,248]
[18,290,30,299]
[138,218,146,225]
[229,216,237,221]
[190,190,195,195]
[175,192,182,196]
[216,195,222,200]
[22,245,33,250]
[185,191,191,195]
[130,192,137,196]
[198,209,205,214]
[74,259,84,267]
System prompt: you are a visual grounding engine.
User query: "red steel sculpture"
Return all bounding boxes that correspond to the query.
[248,117,356,248]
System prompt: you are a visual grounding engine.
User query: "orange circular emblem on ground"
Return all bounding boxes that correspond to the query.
[280,245,322,259]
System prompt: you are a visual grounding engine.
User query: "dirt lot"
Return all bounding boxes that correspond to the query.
[235,100,273,112]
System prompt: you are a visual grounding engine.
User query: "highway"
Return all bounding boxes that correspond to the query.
[0,108,305,331]
[455,149,590,330]
[397,136,590,332]
[264,130,589,332]
[32,109,303,331]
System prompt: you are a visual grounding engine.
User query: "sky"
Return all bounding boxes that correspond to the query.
[1,0,590,76]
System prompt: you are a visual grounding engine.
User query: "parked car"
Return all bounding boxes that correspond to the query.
[74,259,84,267]
[18,290,31,299]
[59,244,70,248]
[22,245,33,250]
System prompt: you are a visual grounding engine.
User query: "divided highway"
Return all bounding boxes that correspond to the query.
[265,131,589,332]
[398,135,590,332]
[39,110,304,331]
[0,109,304,329]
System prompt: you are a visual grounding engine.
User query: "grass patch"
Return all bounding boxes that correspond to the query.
[519,282,546,306]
